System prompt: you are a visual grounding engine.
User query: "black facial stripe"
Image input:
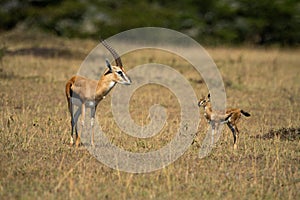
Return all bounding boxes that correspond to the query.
[117,71,126,80]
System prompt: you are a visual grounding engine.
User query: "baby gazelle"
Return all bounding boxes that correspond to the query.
[198,94,250,149]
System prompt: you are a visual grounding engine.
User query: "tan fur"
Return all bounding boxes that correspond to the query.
[198,93,250,149]
[65,42,131,147]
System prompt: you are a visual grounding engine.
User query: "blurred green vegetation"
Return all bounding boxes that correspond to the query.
[0,0,299,45]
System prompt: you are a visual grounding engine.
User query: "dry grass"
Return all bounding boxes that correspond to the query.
[0,30,299,200]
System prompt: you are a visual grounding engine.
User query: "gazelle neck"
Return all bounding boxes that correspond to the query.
[95,74,116,101]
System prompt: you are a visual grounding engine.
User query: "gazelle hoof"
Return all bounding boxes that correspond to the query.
[91,143,95,147]
[75,140,81,147]
[233,144,238,150]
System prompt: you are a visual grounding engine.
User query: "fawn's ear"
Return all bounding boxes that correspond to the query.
[105,59,112,72]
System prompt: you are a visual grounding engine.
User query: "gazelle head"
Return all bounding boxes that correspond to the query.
[101,39,131,85]
[105,59,131,85]
[198,93,210,107]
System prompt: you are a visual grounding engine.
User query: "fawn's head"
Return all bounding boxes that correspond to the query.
[198,93,211,107]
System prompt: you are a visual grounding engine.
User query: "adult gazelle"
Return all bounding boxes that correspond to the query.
[65,40,131,147]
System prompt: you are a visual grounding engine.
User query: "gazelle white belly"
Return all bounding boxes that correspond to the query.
[71,97,82,106]
[85,100,96,108]
[71,97,96,108]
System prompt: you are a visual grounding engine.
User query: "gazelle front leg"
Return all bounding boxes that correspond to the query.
[76,103,85,147]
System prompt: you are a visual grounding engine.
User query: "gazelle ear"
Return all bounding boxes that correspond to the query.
[105,59,112,72]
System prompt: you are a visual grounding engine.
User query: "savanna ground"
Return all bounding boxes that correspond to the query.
[0,30,299,199]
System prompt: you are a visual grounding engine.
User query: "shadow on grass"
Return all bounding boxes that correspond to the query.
[254,127,300,141]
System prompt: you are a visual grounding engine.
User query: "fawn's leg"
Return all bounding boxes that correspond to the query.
[227,123,237,149]
[90,105,97,146]
[210,121,216,145]
[233,125,239,149]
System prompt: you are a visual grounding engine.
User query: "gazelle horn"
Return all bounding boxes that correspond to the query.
[100,39,123,67]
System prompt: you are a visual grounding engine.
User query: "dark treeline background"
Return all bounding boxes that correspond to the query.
[1,0,299,46]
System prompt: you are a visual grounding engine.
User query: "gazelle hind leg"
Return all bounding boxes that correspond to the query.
[72,106,81,146]
[69,101,80,146]
[69,100,74,146]
[70,121,75,146]
[70,112,74,146]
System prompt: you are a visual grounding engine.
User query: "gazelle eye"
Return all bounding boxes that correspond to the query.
[117,71,123,75]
